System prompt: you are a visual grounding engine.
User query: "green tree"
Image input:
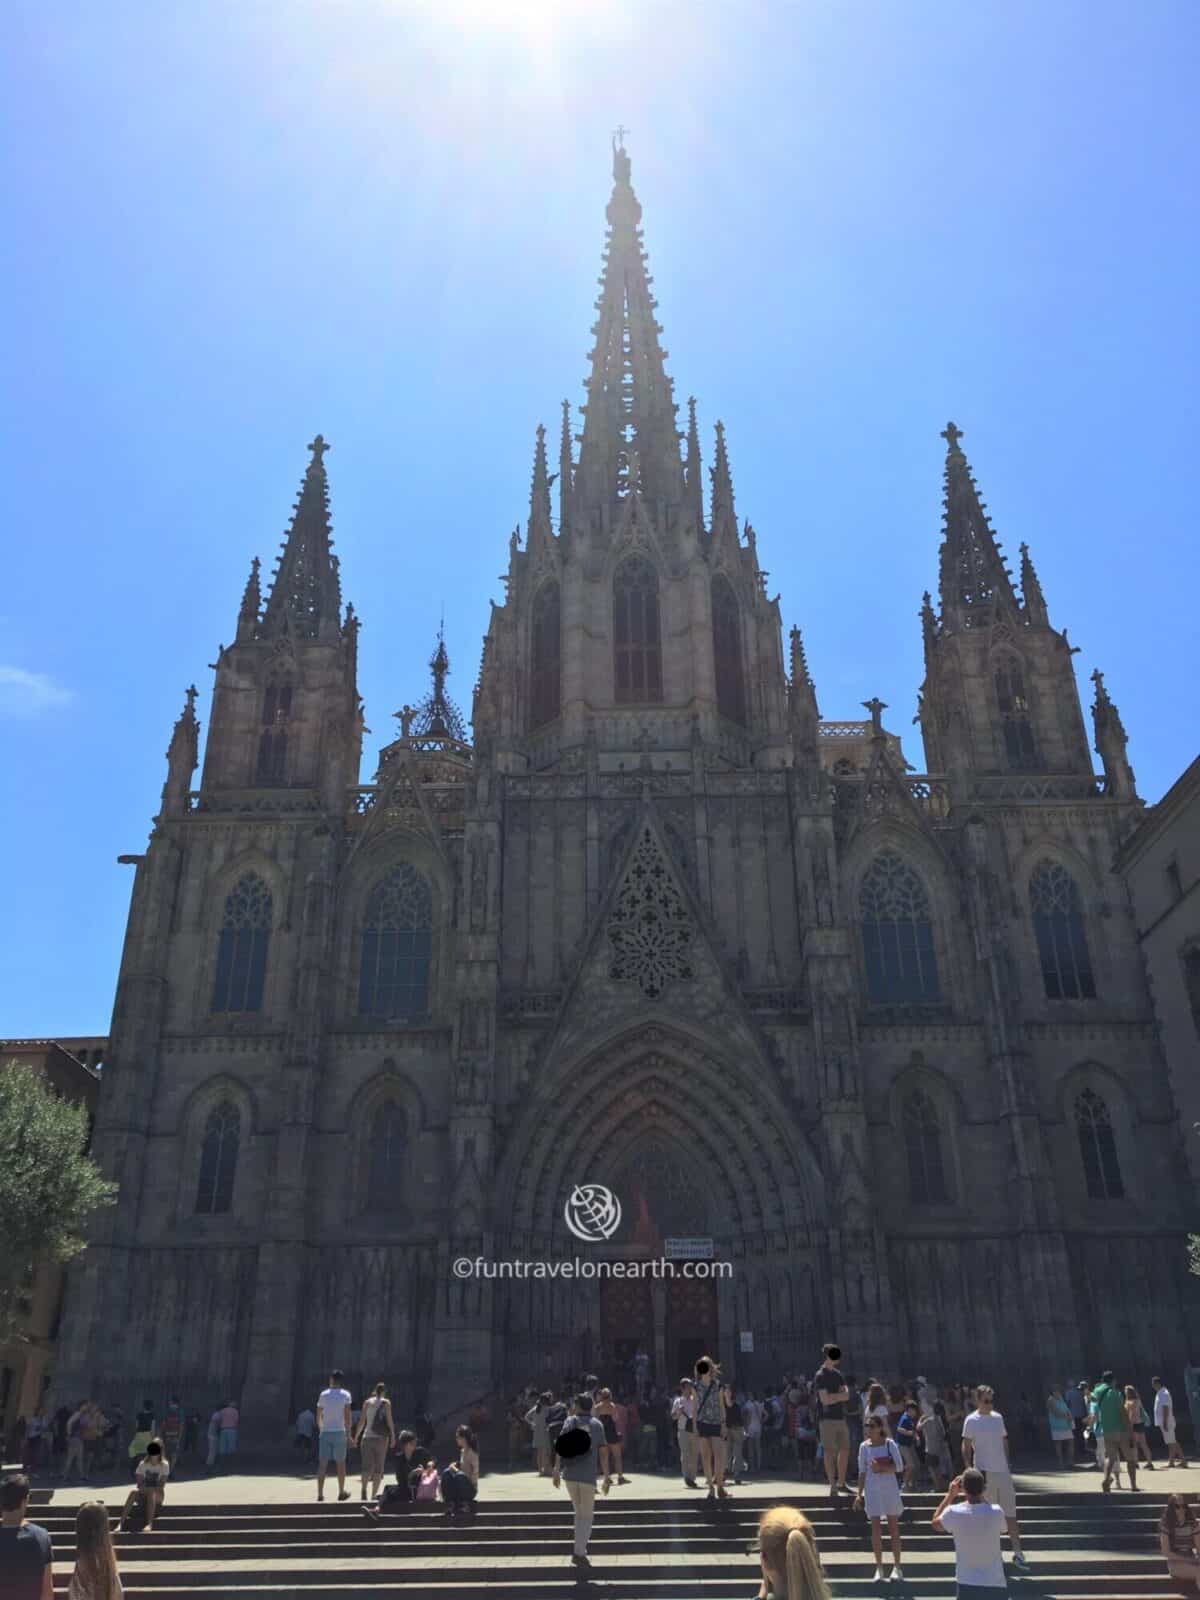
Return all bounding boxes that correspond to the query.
[0,1063,117,1340]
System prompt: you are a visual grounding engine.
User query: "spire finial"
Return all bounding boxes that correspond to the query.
[710,418,736,533]
[611,125,631,183]
[307,433,329,465]
[862,697,888,737]
[941,420,963,452]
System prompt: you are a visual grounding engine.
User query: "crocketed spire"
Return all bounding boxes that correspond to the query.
[936,422,1018,630]
[574,138,684,520]
[710,419,736,542]
[684,395,705,536]
[237,556,261,641]
[1091,668,1137,801]
[1019,540,1049,626]
[259,435,342,642]
[161,684,200,815]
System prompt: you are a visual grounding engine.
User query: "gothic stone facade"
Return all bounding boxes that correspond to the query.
[55,147,1199,1431]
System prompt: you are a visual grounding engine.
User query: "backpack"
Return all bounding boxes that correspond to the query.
[369,1399,390,1438]
[415,1466,440,1501]
[546,1403,568,1443]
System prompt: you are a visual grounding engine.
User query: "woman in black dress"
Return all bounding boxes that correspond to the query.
[593,1388,626,1491]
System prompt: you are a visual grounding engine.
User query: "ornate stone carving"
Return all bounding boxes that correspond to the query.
[607,826,693,999]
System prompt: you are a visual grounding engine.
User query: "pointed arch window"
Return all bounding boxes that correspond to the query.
[994,655,1036,770]
[529,580,561,728]
[1031,861,1096,999]
[614,556,662,704]
[711,574,746,724]
[211,873,272,1013]
[903,1089,948,1204]
[859,851,941,1004]
[358,864,433,1020]
[256,678,293,784]
[195,1100,240,1214]
[366,1098,407,1211]
[1075,1087,1124,1200]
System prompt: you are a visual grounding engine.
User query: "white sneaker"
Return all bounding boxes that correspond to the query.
[873,1568,886,1583]
[890,1566,904,1582]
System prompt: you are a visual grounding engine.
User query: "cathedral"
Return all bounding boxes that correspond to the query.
[55,142,1198,1433]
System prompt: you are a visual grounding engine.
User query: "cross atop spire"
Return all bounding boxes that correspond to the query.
[935,421,1018,629]
[259,435,343,642]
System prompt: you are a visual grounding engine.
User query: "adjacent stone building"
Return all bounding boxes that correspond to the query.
[54,144,1199,1432]
[1114,756,1200,1184]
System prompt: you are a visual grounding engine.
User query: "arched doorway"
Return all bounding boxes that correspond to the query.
[491,1025,827,1393]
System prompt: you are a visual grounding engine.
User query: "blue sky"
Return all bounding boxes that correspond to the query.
[2,1,1196,1035]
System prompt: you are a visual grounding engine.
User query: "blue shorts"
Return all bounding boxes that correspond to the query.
[319,1429,348,1464]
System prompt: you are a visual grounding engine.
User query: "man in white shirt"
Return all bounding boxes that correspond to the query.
[961,1386,1028,1574]
[932,1468,1008,1599]
[1153,1375,1187,1467]
[316,1369,353,1503]
[670,1379,699,1487]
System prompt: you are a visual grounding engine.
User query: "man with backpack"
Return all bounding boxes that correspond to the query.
[552,1394,607,1569]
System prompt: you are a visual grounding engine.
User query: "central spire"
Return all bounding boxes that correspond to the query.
[574,140,684,525]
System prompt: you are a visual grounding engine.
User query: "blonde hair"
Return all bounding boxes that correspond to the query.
[68,1502,121,1600]
[757,1505,830,1600]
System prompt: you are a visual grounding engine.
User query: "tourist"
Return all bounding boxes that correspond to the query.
[693,1356,729,1499]
[440,1424,479,1518]
[525,1391,554,1476]
[918,1401,951,1492]
[362,1429,434,1521]
[216,1399,239,1470]
[1064,1378,1087,1460]
[671,1378,699,1487]
[182,1412,200,1463]
[962,1386,1029,1573]
[932,1469,1007,1600]
[595,1387,627,1490]
[1159,1494,1200,1590]
[854,1414,904,1582]
[1126,1384,1155,1471]
[1155,1376,1187,1467]
[317,1371,353,1503]
[67,1501,123,1599]
[1092,1370,1138,1493]
[894,1398,920,1489]
[123,1438,169,1532]
[78,1402,106,1480]
[205,1407,221,1471]
[754,1504,830,1600]
[724,1380,746,1484]
[63,1402,89,1481]
[1047,1385,1074,1468]
[354,1382,395,1502]
[552,1394,606,1569]
[0,1473,52,1600]
[294,1405,316,1457]
[943,1385,966,1470]
[127,1400,156,1474]
[160,1399,183,1473]
[863,1382,890,1437]
[814,1343,851,1500]
[744,1392,763,1476]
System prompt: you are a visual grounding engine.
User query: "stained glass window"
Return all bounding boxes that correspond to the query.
[859,852,940,1004]
[994,656,1037,769]
[196,1101,240,1214]
[903,1089,948,1204]
[711,574,746,724]
[358,864,433,1020]
[614,556,662,704]
[1031,861,1096,1000]
[1075,1088,1124,1200]
[211,873,272,1013]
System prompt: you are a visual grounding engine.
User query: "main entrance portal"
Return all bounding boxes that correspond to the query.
[599,1270,718,1390]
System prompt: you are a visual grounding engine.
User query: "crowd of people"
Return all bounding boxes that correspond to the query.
[5,1395,240,1483]
[2,1348,1193,1594]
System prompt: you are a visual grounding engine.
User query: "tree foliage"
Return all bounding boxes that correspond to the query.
[0,1063,117,1338]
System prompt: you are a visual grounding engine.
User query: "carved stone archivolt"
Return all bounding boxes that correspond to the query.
[607,825,693,999]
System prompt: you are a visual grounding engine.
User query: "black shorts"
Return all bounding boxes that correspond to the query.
[697,1421,723,1439]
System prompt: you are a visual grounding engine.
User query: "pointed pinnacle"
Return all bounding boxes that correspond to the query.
[710,419,735,529]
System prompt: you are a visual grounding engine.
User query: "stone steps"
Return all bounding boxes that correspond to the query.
[30,1491,1175,1598]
